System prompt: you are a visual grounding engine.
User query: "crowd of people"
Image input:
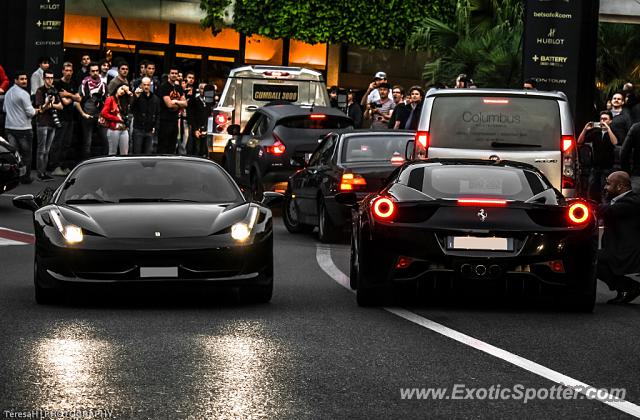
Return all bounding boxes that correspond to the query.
[0,53,217,184]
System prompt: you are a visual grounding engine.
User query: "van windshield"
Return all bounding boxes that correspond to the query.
[429,96,561,151]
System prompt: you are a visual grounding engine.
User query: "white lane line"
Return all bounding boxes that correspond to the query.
[0,237,27,246]
[315,243,640,418]
[0,193,18,197]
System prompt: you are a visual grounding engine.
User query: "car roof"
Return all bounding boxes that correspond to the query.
[75,155,218,168]
[340,129,415,138]
[403,158,542,173]
[425,88,568,101]
[258,104,349,119]
[227,65,324,80]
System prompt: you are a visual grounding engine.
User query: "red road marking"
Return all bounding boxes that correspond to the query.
[0,228,34,244]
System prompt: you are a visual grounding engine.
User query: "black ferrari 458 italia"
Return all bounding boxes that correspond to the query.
[338,159,598,311]
[13,156,279,304]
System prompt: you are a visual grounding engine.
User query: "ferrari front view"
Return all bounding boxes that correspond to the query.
[340,159,598,311]
[13,156,276,304]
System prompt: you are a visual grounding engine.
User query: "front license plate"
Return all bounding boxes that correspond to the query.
[448,236,511,251]
[140,267,178,278]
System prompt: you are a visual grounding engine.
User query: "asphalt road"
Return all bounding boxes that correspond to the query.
[1,180,640,419]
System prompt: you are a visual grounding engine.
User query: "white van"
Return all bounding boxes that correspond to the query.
[207,65,330,162]
[413,89,577,197]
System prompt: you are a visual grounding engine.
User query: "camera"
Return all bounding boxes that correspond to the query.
[45,87,62,129]
[369,102,379,109]
[593,122,601,129]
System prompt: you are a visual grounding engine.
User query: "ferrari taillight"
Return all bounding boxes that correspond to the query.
[568,202,590,224]
[340,173,367,191]
[372,197,395,220]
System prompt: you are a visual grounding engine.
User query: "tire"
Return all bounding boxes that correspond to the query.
[283,190,313,234]
[241,264,273,304]
[34,260,60,305]
[249,171,264,202]
[349,236,357,290]
[354,239,391,307]
[318,199,341,243]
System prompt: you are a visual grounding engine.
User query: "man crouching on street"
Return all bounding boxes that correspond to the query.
[597,171,640,304]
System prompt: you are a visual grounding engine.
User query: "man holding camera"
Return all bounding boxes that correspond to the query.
[34,70,63,181]
[360,71,387,108]
[577,110,619,203]
[50,62,81,176]
[131,77,160,154]
[367,82,395,130]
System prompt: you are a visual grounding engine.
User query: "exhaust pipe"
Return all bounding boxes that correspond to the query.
[460,264,472,278]
[488,265,502,278]
[475,265,487,276]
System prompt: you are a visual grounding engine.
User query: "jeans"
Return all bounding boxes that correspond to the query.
[132,128,154,154]
[157,119,178,154]
[187,129,206,157]
[36,125,56,175]
[107,129,129,155]
[80,116,107,160]
[5,128,33,181]
[49,120,73,170]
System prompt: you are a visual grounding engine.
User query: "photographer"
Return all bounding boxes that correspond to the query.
[34,70,63,181]
[131,77,160,154]
[577,110,619,203]
[101,84,131,155]
[366,82,394,130]
[50,62,81,176]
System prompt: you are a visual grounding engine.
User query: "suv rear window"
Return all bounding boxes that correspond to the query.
[342,135,413,163]
[429,96,561,150]
[408,165,539,201]
[277,116,353,129]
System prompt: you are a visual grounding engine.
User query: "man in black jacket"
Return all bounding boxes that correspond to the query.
[597,171,640,304]
[131,77,160,154]
[186,83,213,157]
[621,122,640,193]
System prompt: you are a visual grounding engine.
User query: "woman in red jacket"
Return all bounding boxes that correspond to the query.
[101,85,131,155]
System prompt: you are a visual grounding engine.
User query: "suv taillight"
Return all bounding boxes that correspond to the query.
[265,134,286,156]
[415,131,430,159]
[561,135,576,190]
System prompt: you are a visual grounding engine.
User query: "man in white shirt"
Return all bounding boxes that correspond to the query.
[30,57,50,96]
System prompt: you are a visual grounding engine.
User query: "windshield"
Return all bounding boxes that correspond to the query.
[58,160,243,204]
[429,96,561,150]
[405,165,549,201]
[342,135,413,163]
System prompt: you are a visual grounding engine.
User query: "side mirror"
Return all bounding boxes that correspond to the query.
[12,194,39,212]
[261,191,284,207]
[335,192,358,208]
[405,139,415,161]
[227,124,241,136]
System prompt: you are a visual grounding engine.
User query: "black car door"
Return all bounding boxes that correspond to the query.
[296,135,335,217]
[307,134,338,218]
[235,112,269,185]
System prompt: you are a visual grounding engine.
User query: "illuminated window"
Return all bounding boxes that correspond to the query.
[64,14,101,47]
[176,24,240,50]
[289,40,327,69]
[245,35,283,65]
[107,18,169,44]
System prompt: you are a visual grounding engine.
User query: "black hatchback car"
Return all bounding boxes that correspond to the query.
[283,130,414,242]
[223,104,353,200]
[0,136,27,193]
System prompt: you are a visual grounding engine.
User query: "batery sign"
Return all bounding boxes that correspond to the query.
[253,84,298,102]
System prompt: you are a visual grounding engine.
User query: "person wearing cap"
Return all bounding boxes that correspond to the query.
[360,71,387,107]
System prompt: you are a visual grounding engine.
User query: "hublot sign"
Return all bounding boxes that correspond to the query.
[25,0,65,72]
[523,0,600,130]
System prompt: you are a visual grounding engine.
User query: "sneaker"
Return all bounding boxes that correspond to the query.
[52,167,66,176]
[37,173,54,182]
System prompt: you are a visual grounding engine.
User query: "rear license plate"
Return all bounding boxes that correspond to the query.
[448,236,512,251]
[140,267,178,278]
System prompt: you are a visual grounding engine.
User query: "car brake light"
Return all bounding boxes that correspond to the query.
[390,153,404,165]
[562,135,574,152]
[215,114,228,125]
[395,256,414,269]
[310,114,326,119]
[568,202,590,224]
[546,260,565,273]
[372,197,395,220]
[483,98,509,104]
[457,198,507,206]
[264,71,289,77]
[265,134,286,156]
[340,173,367,191]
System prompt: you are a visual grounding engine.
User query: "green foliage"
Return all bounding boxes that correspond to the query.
[200,0,232,35]
[407,0,523,87]
[200,0,457,49]
[596,23,640,104]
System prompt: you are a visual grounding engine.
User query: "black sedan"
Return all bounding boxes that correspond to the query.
[283,130,414,242]
[0,136,27,193]
[224,104,353,200]
[338,159,598,311]
[13,156,279,304]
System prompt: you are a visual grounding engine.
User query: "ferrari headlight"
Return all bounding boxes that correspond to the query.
[231,207,259,242]
[49,209,84,244]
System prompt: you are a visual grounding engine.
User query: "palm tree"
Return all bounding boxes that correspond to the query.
[596,23,640,104]
[407,0,523,88]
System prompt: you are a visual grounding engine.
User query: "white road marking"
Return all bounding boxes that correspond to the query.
[0,193,18,197]
[315,243,640,418]
[0,237,27,246]
[0,227,34,246]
